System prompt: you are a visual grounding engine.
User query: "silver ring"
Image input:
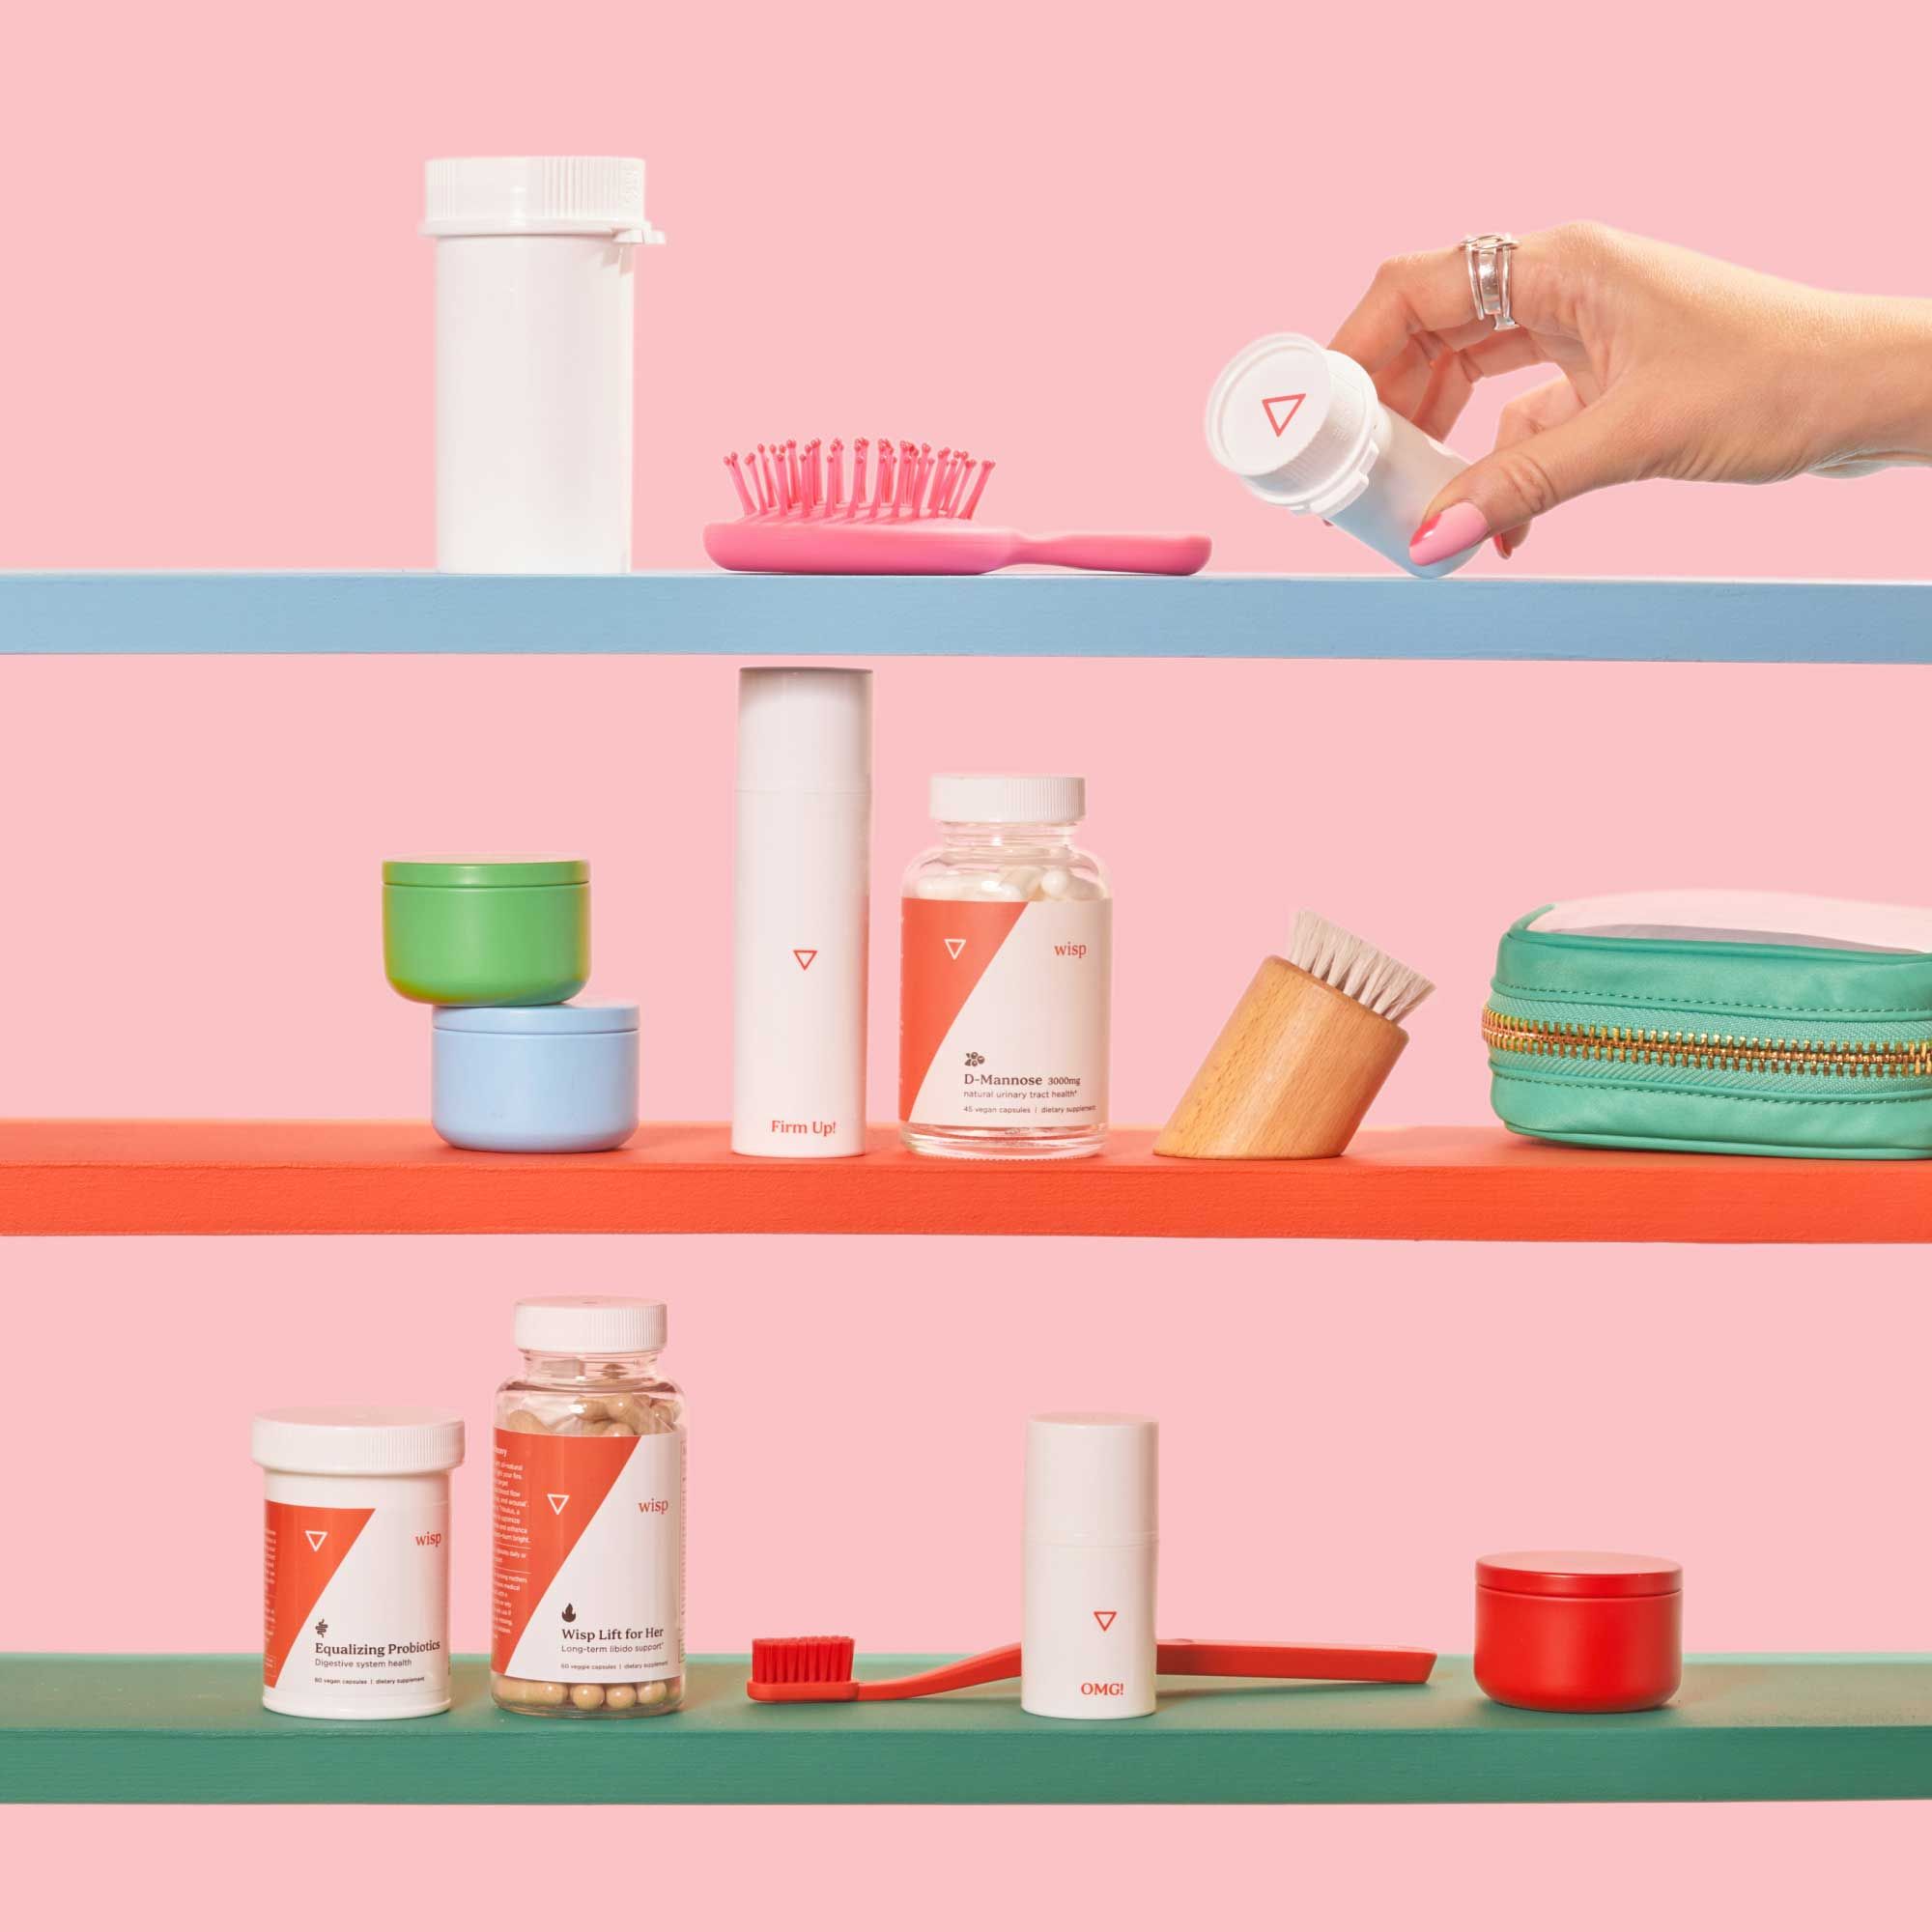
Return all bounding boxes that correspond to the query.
[1463,233,1520,331]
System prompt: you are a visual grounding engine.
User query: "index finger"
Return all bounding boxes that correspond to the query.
[1328,244,1492,373]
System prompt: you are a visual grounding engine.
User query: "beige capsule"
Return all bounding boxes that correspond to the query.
[604,1683,639,1712]
[604,1396,651,1432]
[502,1409,548,1434]
[635,1680,668,1708]
[494,1675,568,1708]
[569,1683,606,1711]
[594,1420,637,1437]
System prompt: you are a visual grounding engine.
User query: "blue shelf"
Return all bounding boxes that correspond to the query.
[1,573,1927,662]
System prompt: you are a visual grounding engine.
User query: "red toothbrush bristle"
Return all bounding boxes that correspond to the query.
[750,1634,857,1685]
[723,439,992,521]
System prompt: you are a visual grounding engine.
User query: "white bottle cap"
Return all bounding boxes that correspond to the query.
[251,1406,466,1476]
[1205,332,1388,517]
[930,774,1086,824]
[1025,1412,1157,1547]
[736,668,873,795]
[514,1295,668,1355]
[421,157,665,242]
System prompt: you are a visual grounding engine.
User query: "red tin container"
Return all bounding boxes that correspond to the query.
[1474,1550,1682,1714]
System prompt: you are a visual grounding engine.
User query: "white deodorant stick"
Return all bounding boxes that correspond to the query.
[1206,331,1479,579]
[1022,1412,1158,1719]
[732,668,872,1158]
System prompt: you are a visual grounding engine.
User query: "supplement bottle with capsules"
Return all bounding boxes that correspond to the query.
[491,1295,685,1717]
[899,773,1112,1159]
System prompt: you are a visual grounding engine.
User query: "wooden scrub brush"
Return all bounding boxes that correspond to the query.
[1155,911,1435,1159]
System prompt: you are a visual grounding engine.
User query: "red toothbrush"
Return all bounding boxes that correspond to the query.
[706,436,1211,576]
[746,1635,1435,1703]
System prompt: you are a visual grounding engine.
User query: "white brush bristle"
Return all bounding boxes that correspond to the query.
[1288,911,1435,1024]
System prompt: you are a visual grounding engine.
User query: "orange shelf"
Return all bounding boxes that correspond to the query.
[2,1121,1926,1240]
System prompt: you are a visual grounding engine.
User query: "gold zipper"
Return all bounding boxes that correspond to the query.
[1482,1009,1932,1079]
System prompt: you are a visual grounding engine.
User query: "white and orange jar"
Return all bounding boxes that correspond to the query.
[251,1405,465,1720]
[899,774,1113,1160]
[491,1296,686,1718]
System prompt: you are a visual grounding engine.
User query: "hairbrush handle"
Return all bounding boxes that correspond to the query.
[1156,1640,1435,1684]
[1009,531,1212,575]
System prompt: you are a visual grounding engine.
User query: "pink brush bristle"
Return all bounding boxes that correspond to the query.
[750,1634,857,1685]
[720,438,997,523]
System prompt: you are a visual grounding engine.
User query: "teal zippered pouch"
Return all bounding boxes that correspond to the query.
[1484,892,1932,1159]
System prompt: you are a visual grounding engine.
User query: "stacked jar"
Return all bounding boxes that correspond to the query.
[491,1296,687,1717]
[899,775,1113,1159]
[382,857,639,1151]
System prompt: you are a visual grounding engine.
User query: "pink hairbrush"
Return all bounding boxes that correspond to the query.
[706,437,1211,576]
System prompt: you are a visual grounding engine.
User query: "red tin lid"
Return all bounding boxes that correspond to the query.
[1477,1551,1682,1599]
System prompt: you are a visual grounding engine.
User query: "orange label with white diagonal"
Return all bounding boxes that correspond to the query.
[491,1428,684,1683]
[899,896,1111,1129]
[264,1502,372,1687]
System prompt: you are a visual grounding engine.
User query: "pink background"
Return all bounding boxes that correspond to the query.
[3,0,1929,1920]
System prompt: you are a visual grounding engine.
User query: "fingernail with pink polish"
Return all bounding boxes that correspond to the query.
[1409,501,1489,567]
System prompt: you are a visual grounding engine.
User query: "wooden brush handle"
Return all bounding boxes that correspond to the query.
[1153,956,1406,1160]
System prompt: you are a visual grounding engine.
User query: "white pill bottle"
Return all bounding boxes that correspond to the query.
[1206,331,1480,578]
[1023,1413,1158,1720]
[423,157,666,573]
[900,774,1111,1160]
[251,1406,465,1720]
[491,1296,686,1718]
[733,668,872,1159]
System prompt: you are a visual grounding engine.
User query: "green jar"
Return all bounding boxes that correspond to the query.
[384,858,590,1007]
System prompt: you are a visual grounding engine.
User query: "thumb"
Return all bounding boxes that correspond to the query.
[1407,406,1639,567]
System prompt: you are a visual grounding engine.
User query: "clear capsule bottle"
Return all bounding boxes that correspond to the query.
[899,773,1112,1159]
[490,1296,685,1717]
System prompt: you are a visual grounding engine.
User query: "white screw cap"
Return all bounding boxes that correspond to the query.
[514,1295,668,1355]
[1206,332,1383,516]
[251,1406,466,1476]
[930,774,1086,825]
[422,157,664,241]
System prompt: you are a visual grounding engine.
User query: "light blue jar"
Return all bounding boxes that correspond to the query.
[432,1001,639,1152]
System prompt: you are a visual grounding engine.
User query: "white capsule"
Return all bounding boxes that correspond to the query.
[1002,867,1044,898]
[975,875,1024,900]
[1062,875,1105,899]
[1039,867,1074,898]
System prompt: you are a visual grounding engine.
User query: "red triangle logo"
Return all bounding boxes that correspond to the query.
[1094,1610,1118,1632]
[1263,393,1305,437]
[793,949,817,971]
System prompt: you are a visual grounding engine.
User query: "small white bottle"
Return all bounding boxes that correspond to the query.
[733,668,872,1158]
[1205,331,1481,578]
[900,775,1111,1160]
[1022,1413,1158,1720]
[422,157,666,574]
[251,1406,465,1721]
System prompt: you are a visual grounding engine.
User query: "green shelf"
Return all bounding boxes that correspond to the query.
[6,1655,1929,1805]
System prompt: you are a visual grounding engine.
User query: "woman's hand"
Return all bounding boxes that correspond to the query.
[1327,223,1932,565]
